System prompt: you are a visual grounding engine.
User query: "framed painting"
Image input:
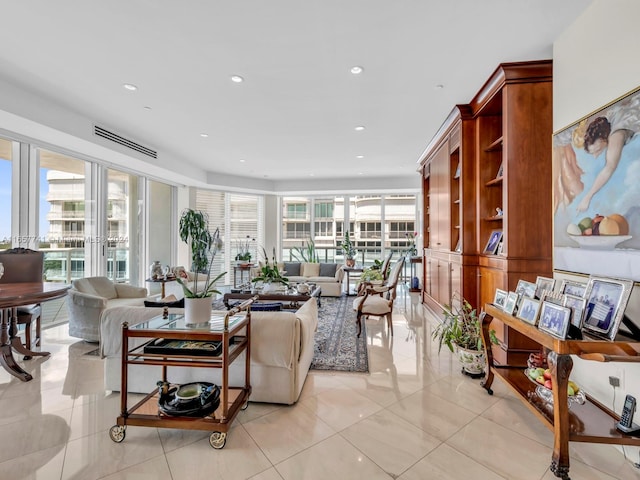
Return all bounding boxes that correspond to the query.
[553,86,640,281]
[582,276,634,340]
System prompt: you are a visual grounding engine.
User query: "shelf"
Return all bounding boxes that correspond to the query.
[453,199,461,204]
[485,136,503,152]
[485,177,503,187]
[484,215,503,222]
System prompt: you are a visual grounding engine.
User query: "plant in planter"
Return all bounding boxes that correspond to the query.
[431,292,498,376]
[252,247,289,289]
[234,235,254,263]
[291,239,319,263]
[339,231,357,267]
[360,267,384,284]
[177,208,226,307]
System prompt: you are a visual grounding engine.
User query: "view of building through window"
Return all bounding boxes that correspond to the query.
[281,194,417,266]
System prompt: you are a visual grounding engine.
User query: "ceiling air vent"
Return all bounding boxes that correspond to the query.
[94,125,157,159]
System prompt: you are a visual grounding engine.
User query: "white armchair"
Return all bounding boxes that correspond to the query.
[67,276,151,342]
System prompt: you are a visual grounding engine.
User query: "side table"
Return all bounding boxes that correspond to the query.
[145,277,176,297]
[342,266,364,296]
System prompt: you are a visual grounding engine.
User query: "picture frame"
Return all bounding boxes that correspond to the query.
[538,301,572,339]
[493,288,508,309]
[496,161,504,179]
[563,294,587,329]
[535,276,556,299]
[582,276,634,340]
[454,162,461,179]
[483,229,503,255]
[503,291,519,315]
[559,279,587,298]
[515,279,537,299]
[517,297,541,326]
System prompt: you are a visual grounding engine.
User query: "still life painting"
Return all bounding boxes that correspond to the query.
[553,87,640,281]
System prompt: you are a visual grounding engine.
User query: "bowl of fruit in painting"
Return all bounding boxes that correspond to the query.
[567,213,632,250]
[525,367,586,408]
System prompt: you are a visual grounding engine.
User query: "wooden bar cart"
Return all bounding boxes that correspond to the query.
[480,303,640,480]
[109,298,254,449]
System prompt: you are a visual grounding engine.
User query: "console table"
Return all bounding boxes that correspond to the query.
[480,303,640,480]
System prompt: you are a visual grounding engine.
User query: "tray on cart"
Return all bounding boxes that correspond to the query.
[143,338,223,356]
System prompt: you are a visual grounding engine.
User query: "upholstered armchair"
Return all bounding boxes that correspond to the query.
[352,257,405,337]
[67,276,150,342]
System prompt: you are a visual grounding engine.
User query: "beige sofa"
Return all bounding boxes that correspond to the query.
[67,277,152,342]
[99,298,318,405]
[254,262,344,296]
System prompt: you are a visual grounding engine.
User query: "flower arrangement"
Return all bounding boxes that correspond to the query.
[177,208,226,298]
[252,247,289,286]
[235,235,254,262]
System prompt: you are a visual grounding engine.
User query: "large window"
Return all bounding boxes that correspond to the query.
[0,138,13,249]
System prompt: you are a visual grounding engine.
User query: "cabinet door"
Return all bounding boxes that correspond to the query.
[435,258,451,306]
[430,142,451,251]
[478,266,506,309]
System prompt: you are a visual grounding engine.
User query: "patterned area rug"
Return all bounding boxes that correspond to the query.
[310,295,369,373]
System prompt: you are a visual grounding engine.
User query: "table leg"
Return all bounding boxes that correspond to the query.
[0,308,34,381]
[161,282,166,298]
[548,351,572,480]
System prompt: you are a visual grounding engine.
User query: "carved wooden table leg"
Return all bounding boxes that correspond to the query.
[0,308,33,381]
[479,310,495,395]
[548,351,572,480]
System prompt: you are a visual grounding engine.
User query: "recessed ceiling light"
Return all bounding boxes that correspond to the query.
[239,159,246,163]
[200,133,209,138]
[350,66,364,75]
[231,75,244,83]
[435,84,444,89]
[356,155,364,159]
[354,126,365,131]
[122,83,138,91]
[143,106,152,110]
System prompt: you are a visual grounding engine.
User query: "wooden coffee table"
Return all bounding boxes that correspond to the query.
[223,286,321,309]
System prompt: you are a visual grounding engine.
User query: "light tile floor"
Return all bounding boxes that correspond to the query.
[1,289,639,479]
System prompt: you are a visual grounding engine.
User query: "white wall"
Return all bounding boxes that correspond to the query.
[553,0,640,420]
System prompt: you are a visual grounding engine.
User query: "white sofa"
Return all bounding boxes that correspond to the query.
[99,298,318,405]
[67,277,153,342]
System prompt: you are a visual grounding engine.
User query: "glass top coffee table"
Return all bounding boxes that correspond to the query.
[223,285,321,310]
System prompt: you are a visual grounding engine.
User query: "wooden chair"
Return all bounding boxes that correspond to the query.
[352,257,405,337]
[0,248,45,354]
[380,252,394,282]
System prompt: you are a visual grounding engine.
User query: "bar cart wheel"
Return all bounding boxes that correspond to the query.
[109,425,126,443]
[209,431,227,449]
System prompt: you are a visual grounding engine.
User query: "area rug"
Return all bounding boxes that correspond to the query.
[310,295,369,373]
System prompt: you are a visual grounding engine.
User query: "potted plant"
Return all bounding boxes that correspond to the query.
[359,267,384,284]
[177,208,226,323]
[339,231,357,267]
[291,239,319,263]
[252,247,289,291]
[431,292,498,376]
[234,235,254,264]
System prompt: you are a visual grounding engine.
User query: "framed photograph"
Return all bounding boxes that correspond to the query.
[535,276,556,299]
[503,291,519,315]
[553,87,640,282]
[454,162,461,179]
[517,297,541,325]
[483,229,503,255]
[538,302,572,339]
[539,290,564,306]
[493,288,508,309]
[563,294,587,329]
[496,161,504,179]
[582,276,634,340]
[559,279,587,298]
[515,279,537,299]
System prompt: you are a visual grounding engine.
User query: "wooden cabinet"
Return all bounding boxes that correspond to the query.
[481,304,640,480]
[420,61,552,363]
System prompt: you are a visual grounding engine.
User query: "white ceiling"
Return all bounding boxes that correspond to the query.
[0,0,593,191]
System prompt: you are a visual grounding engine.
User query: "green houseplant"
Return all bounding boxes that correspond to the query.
[252,247,289,288]
[431,292,498,376]
[291,239,319,263]
[176,208,226,300]
[339,231,357,267]
[234,235,254,263]
[360,267,384,283]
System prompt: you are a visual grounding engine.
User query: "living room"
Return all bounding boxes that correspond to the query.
[1,1,640,479]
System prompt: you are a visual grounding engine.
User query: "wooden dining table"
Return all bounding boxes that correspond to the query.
[0,282,70,381]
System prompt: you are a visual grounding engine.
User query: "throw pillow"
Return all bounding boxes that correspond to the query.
[319,263,337,277]
[283,262,301,276]
[301,263,320,277]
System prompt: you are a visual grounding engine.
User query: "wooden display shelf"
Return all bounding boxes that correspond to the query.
[481,303,640,479]
[485,136,503,152]
[485,177,503,187]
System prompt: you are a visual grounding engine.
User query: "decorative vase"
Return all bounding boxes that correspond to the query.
[184,296,212,324]
[456,345,486,376]
[149,260,163,280]
[346,258,356,267]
